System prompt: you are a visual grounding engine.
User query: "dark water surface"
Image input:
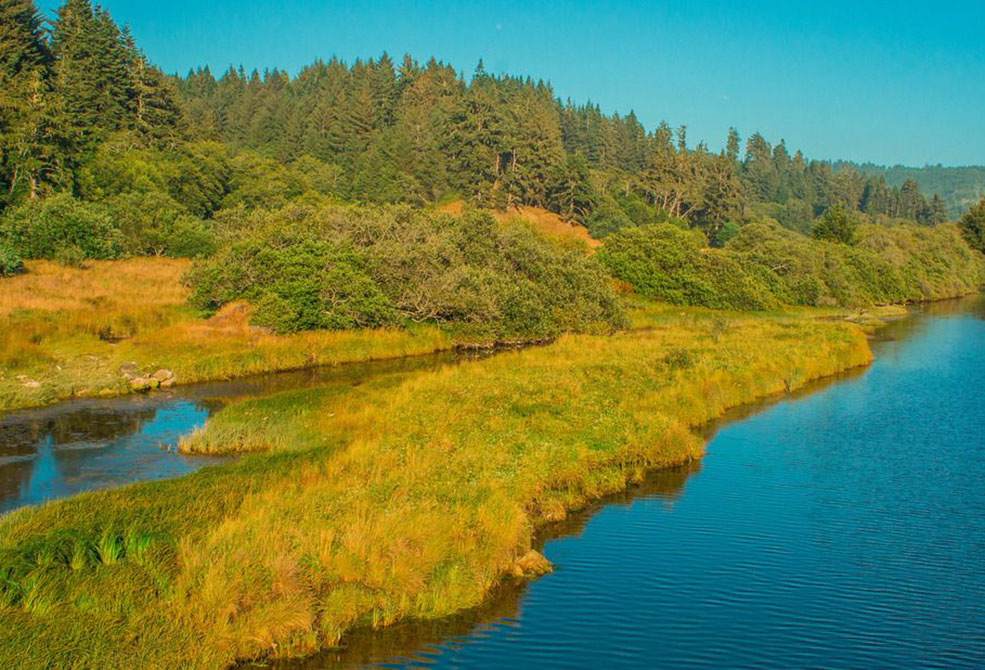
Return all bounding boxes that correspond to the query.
[0,353,465,516]
[282,295,985,670]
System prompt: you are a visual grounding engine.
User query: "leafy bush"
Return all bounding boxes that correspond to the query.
[858,222,985,301]
[0,195,121,260]
[54,244,86,269]
[105,191,216,258]
[0,242,23,277]
[188,204,623,337]
[811,206,858,245]
[607,219,985,311]
[186,233,394,333]
[598,223,779,311]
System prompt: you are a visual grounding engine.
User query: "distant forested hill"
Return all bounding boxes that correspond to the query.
[1,0,983,255]
[835,163,985,219]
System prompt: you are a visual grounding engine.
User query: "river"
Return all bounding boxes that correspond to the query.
[276,295,985,669]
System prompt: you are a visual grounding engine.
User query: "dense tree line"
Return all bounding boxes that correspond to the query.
[0,0,968,235]
[839,162,985,220]
[0,0,182,206]
[1,0,984,331]
[175,58,956,238]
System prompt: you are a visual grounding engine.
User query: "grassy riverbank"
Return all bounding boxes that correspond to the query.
[0,259,453,410]
[0,306,871,669]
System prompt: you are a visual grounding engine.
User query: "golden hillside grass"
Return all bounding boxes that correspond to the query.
[0,259,452,410]
[492,205,602,250]
[0,307,871,669]
[0,258,191,316]
[437,201,601,250]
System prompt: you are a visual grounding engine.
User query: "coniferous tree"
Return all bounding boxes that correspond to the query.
[0,0,53,201]
[928,193,948,225]
[959,198,985,254]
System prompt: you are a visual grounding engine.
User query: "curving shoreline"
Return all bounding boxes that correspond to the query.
[0,307,873,669]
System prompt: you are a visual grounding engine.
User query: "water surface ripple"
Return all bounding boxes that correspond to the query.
[292,296,985,670]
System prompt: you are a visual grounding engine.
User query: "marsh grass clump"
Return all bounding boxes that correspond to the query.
[664,347,696,370]
[0,305,872,669]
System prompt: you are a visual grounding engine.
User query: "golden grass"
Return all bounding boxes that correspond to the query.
[495,205,601,250]
[0,258,191,316]
[493,205,602,250]
[0,259,453,410]
[0,305,872,669]
[437,200,601,251]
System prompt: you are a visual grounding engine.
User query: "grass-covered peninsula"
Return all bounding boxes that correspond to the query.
[0,304,871,668]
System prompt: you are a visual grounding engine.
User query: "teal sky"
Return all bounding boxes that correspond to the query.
[38,0,985,166]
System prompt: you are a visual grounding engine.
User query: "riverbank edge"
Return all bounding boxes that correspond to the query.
[0,312,875,669]
[360,362,876,662]
[0,329,562,413]
[191,316,875,666]
[280,357,880,670]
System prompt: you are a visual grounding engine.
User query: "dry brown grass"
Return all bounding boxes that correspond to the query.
[0,259,191,317]
[0,259,452,410]
[493,205,602,250]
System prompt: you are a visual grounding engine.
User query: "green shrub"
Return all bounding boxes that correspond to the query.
[0,195,121,260]
[607,218,984,311]
[0,242,23,277]
[726,222,826,305]
[187,204,623,337]
[598,223,779,311]
[186,234,395,333]
[166,216,217,258]
[105,191,216,258]
[54,244,86,269]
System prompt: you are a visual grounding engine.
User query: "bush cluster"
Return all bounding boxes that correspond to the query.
[0,241,23,277]
[186,205,624,337]
[597,223,780,311]
[0,194,121,261]
[602,220,985,311]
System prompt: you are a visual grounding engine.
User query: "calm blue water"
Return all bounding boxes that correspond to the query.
[0,353,464,516]
[303,296,985,669]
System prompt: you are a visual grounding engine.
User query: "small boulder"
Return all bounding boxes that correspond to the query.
[22,379,40,389]
[159,378,176,389]
[152,369,174,382]
[130,377,160,393]
[513,550,553,577]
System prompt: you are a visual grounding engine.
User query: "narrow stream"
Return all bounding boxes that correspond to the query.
[0,352,470,516]
[273,294,985,669]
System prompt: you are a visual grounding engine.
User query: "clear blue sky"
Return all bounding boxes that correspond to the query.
[38,0,985,166]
